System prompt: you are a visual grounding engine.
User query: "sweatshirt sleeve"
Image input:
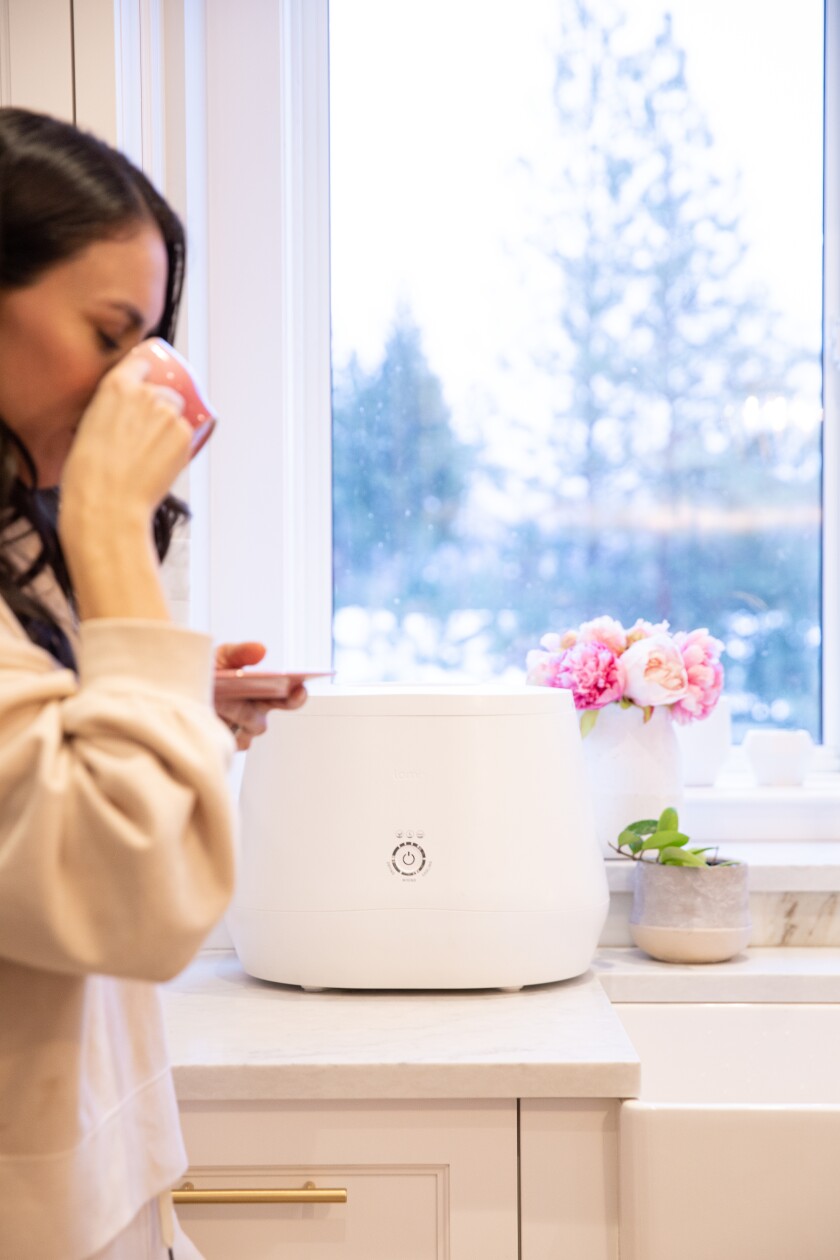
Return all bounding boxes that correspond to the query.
[0,619,237,981]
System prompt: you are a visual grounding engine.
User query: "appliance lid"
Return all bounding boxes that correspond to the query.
[296,682,575,716]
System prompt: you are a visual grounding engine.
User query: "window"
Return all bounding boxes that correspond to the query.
[329,0,826,744]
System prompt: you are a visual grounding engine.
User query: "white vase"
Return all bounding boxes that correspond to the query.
[580,703,683,859]
[674,696,732,786]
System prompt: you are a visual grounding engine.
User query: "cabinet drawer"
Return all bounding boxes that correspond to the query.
[177,1099,518,1260]
[176,1163,443,1259]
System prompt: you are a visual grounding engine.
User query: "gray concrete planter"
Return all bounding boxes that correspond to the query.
[629,860,752,963]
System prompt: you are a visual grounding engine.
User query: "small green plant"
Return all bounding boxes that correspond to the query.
[610,807,733,867]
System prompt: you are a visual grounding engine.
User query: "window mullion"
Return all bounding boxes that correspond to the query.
[202,0,332,665]
[822,0,840,756]
[276,0,333,667]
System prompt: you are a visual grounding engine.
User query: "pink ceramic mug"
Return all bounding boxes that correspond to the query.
[129,337,217,457]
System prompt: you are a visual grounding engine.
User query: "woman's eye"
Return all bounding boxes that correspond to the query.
[97,330,120,352]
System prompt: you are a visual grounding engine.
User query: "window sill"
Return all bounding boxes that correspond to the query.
[681,770,840,842]
[601,771,840,892]
[605,843,840,892]
[606,772,840,893]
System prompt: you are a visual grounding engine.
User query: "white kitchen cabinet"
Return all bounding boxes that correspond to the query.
[163,954,639,1259]
[519,1100,620,1260]
[176,1099,519,1260]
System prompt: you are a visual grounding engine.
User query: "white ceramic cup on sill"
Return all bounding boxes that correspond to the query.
[742,728,814,787]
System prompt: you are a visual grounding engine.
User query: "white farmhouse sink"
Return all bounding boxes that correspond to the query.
[615,1003,840,1260]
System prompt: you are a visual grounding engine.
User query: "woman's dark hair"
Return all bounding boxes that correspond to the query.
[0,107,190,668]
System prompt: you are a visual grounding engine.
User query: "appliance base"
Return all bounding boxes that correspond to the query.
[227,903,609,990]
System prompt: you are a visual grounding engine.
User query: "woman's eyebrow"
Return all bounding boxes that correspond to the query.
[104,301,145,330]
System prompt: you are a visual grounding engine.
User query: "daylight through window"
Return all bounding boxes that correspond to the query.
[329,0,825,741]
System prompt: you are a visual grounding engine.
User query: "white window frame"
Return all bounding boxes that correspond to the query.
[200,0,332,667]
[822,0,840,759]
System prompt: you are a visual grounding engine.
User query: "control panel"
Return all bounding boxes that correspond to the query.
[390,830,430,877]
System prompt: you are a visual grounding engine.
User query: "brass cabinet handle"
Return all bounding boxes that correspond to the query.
[173,1180,347,1205]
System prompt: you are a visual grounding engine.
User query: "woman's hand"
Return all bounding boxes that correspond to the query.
[214,641,307,751]
[61,353,193,529]
[58,355,194,623]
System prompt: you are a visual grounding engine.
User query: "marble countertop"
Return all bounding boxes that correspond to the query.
[163,950,640,1102]
[594,946,840,1002]
[162,947,840,1104]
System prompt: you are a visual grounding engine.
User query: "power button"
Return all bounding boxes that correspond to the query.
[391,840,426,875]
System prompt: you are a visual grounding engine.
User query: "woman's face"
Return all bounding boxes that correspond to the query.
[0,222,168,486]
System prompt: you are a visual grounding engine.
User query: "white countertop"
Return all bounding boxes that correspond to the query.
[594,946,840,1002]
[162,947,840,1104]
[163,951,640,1102]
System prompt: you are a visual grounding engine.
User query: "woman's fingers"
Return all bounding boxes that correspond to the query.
[149,384,186,413]
[213,642,308,747]
[215,685,308,749]
[62,359,194,528]
[277,683,307,711]
[215,641,267,670]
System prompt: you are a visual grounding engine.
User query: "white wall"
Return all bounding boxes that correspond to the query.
[0,0,73,119]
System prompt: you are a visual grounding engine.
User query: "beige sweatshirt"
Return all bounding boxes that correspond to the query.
[0,565,237,1259]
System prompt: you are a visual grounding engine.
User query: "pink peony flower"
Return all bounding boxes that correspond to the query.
[540,630,577,651]
[670,629,725,724]
[625,617,670,646]
[526,648,560,686]
[621,635,688,707]
[578,615,628,655]
[528,641,624,710]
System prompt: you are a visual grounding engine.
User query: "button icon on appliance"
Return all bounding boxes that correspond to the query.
[391,839,427,876]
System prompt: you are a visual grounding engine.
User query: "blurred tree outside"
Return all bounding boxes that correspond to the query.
[331,1,822,737]
[333,310,472,609]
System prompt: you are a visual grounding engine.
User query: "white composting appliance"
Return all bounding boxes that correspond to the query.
[228,684,608,990]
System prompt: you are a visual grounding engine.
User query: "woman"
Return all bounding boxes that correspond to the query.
[0,108,303,1258]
